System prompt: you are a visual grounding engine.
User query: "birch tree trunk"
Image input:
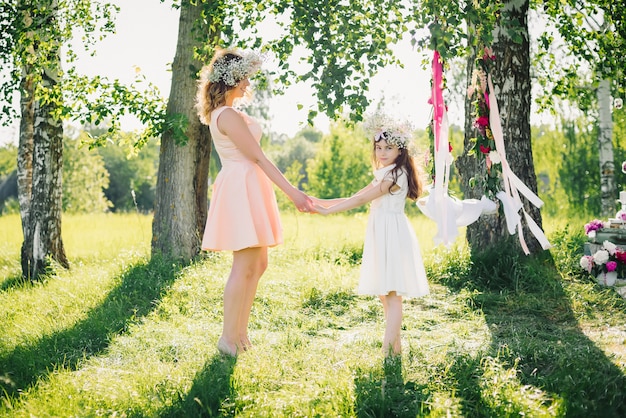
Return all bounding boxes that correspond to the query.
[18,74,34,245]
[458,0,544,254]
[151,1,214,261]
[597,78,615,217]
[18,3,68,280]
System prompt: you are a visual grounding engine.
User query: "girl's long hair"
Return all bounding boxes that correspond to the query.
[372,142,424,201]
[195,49,241,125]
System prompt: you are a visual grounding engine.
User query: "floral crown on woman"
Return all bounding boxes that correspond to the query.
[363,112,413,150]
[208,49,264,86]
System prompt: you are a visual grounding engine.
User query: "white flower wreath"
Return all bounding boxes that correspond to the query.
[363,112,413,150]
[208,50,264,86]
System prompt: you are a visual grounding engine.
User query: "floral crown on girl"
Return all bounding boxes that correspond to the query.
[363,112,413,150]
[208,49,264,86]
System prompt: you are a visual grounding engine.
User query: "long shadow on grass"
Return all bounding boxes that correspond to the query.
[354,356,431,417]
[0,255,182,399]
[0,272,26,291]
[160,354,237,417]
[438,238,626,417]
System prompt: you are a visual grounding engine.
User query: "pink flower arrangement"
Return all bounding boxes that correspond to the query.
[467,45,502,199]
[580,219,626,280]
[584,219,605,237]
[580,240,626,276]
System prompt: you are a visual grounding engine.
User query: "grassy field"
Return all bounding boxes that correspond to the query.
[1,212,626,417]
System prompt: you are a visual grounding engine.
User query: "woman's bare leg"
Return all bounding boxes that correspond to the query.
[219,247,265,356]
[238,246,267,349]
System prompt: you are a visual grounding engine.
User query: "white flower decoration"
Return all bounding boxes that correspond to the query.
[208,50,264,86]
[593,249,610,265]
[488,150,501,164]
[579,255,592,272]
[363,112,413,150]
[603,240,617,255]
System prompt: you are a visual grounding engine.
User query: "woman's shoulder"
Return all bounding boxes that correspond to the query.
[213,106,244,124]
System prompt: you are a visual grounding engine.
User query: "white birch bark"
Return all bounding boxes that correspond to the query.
[18,1,68,279]
[597,78,615,217]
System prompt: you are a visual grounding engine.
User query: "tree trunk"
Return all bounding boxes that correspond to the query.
[459,0,543,254]
[18,4,68,280]
[597,78,615,217]
[457,43,507,246]
[151,1,214,261]
[18,75,34,245]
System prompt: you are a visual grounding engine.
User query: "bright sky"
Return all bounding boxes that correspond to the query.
[0,1,444,145]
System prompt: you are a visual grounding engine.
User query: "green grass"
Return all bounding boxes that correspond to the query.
[1,212,626,417]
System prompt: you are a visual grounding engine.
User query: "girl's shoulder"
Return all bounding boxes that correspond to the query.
[375,164,408,183]
[374,164,396,181]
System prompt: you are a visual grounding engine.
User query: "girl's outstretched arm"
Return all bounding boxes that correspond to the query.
[314,179,394,215]
[309,182,375,209]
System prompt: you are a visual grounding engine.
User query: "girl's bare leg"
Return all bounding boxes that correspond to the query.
[219,247,265,356]
[381,291,403,357]
[379,295,388,320]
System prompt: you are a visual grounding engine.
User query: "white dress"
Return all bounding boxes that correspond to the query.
[358,164,430,299]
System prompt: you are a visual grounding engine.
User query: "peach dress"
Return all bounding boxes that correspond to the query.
[201,106,283,251]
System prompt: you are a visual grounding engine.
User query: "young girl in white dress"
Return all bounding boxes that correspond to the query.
[311,114,430,357]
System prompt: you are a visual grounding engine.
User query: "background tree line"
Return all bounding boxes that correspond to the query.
[1,102,624,217]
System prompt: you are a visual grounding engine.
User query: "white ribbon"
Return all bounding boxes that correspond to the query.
[488,75,551,254]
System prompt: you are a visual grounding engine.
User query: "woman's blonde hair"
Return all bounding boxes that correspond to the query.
[195,49,241,125]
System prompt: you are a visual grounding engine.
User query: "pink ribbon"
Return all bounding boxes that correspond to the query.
[431,51,445,152]
[425,51,454,245]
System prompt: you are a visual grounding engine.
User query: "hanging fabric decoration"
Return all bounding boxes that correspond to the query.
[463,46,550,254]
[486,74,551,254]
[419,48,550,254]
[417,51,496,246]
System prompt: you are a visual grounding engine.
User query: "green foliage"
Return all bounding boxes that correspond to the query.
[267,0,408,123]
[558,120,602,216]
[0,1,121,123]
[97,133,159,212]
[62,134,111,213]
[267,134,317,183]
[411,1,502,61]
[305,122,371,208]
[614,107,626,191]
[0,1,168,153]
[548,223,588,279]
[64,72,168,149]
[537,0,625,111]
[1,198,19,215]
[531,125,570,217]
[530,109,626,218]
[0,143,17,177]
[531,121,601,218]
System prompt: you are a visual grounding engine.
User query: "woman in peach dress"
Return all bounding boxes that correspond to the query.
[196,48,313,356]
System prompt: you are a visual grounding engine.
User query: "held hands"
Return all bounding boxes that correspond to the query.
[307,196,333,215]
[291,189,315,213]
[313,204,330,215]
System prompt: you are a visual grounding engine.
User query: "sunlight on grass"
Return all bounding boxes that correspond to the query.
[1,212,626,416]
